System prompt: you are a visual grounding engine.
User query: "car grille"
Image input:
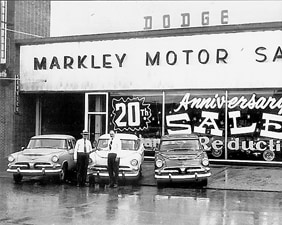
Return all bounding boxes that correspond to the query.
[11,162,53,169]
[34,163,53,168]
[92,165,131,172]
[162,166,205,175]
[13,162,30,169]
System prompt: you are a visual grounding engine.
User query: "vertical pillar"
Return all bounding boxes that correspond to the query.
[225,91,228,160]
[35,96,41,135]
[162,91,165,136]
[84,93,88,130]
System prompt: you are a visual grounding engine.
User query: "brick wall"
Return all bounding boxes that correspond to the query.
[0,1,50,165]
[14,1,50,39]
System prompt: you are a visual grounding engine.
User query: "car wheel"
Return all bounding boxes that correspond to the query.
[54,164,68,184]
[13,174,23,183]
[156,181,165,189]
[263,150,275,161]
[139,166,143,178]
[88,174,95,187]
[201,179,208,187]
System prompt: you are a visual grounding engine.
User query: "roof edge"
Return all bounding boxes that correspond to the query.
[16,21,282,46]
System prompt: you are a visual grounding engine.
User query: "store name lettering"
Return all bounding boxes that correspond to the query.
[34,54,127,70]
[33,46,281,70]
[143,10,229,30]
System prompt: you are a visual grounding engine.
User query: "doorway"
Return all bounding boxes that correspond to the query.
[85,93,108,144]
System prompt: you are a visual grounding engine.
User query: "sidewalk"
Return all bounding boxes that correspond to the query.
[2,161,282,192]
[140,161,282,192]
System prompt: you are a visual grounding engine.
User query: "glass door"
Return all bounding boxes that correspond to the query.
[85,93,108,145]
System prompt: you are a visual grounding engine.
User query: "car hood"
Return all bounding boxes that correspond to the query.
[20,148,65,156]
[93,150,139,159]
[159,150,202,160]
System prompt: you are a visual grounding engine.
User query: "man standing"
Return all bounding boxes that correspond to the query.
[107,130,121,188]
[74,129,92,187]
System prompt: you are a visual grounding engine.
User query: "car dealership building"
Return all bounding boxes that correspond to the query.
[8,2,282,164]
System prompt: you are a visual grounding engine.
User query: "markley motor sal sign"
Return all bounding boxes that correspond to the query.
[20,30,282,91]
[166,93,282,159]
[111,97,152,132]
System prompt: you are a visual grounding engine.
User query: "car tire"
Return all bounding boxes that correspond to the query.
[61,164,68,182]
[156,181,165,189]
[139,166,143,178]
[201,179,208,187]
[54,164,68,184]
[13,174,23,184]
[88,174,95,187]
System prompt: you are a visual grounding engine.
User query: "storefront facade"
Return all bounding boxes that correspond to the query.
[18,21,282,163]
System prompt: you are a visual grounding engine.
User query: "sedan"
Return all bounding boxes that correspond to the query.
[88,133,144,185]
[7,134,76,183]
[155,133,211,187]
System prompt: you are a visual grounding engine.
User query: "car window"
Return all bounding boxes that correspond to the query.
[27,138,67,149]
[97,138,139,151]
[121,139,138,151]
[97,139,109,150]
[160,139,201,152]
[67,139,74,149]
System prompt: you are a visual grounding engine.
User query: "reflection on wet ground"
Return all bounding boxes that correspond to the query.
[1,177,282,225]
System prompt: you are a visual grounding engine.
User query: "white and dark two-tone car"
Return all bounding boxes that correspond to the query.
[155,133,211,187]
[7,134,77,183]
[88,133,144,185]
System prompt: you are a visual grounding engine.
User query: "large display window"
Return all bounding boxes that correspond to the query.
[227,90,282,161]
[164,90,226,159]
[107,89,282,162]
[109,91,163,150]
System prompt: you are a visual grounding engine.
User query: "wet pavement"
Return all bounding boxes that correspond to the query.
[1,160,282,224]
[2,160,282,192]
[1,177,282,225]
[141,161,282,192]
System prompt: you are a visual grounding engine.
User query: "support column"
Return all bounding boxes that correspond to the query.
[35,96,42,135]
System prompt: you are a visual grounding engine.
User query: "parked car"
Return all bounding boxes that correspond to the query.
[7,134,76,183]
[155,133,211,187]
[88,133,144,185]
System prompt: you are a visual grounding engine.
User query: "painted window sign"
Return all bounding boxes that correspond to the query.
[111,97,152,132]
[109,91,282,161]
[165,91,282,161]
[167,92,282,138]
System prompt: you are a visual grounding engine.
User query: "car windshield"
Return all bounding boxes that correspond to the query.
[160,139,201,152]
[27,138,67,149]
[97,139,139,151]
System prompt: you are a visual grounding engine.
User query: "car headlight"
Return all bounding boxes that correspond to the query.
[130,159,138,166]
[51,155,59,163]
[8,155,15,163]
[202,158,209,166]
[155,159,163,168]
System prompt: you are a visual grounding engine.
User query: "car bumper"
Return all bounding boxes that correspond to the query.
[7,168,62,176]
[87,170,140,181]
[155,167,211,182]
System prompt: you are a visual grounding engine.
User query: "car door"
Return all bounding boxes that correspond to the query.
[67,139,76,169]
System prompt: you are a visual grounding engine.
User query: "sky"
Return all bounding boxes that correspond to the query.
[50,1,282,37]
